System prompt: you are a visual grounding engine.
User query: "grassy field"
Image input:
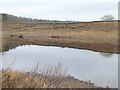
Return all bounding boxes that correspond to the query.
[0,22,2,52]
[2,21,119,53]
[1,21,119,88]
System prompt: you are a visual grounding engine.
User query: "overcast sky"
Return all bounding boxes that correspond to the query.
[0,0,119,21]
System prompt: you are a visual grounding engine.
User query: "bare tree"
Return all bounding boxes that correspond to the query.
[101,15,115,21]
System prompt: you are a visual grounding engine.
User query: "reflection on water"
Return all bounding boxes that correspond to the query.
[1,45,118,88]
[100,53,114,58]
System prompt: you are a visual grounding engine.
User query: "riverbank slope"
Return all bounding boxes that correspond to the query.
[2,21,119,53]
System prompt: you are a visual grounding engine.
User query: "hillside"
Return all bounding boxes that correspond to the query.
[1,13,48,23]
[1,13,119,53]
[1,13,119,23]
[1,13,74,23]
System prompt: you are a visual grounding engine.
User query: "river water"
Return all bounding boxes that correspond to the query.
[1,45,118,88]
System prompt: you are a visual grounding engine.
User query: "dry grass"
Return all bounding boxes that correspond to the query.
[1,21,119,53]
[2,63,66,88]
[1,63,96,88]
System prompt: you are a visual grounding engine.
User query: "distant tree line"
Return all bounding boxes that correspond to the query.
[1,13,116,23]
[2,14,9,22]
[1,13,57,23]
[1,13,40,23]
[1,13,77,23]
[1,13,70,23]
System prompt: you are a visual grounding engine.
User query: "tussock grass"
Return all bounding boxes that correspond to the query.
[1,63,96,88]
[2,63,66,88]
[2,22,119,53]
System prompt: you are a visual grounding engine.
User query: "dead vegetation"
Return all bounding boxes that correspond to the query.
[2,63,96,88]
[1,21,119,53]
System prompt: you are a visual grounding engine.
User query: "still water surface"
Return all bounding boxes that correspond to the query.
[1,45,118,88]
